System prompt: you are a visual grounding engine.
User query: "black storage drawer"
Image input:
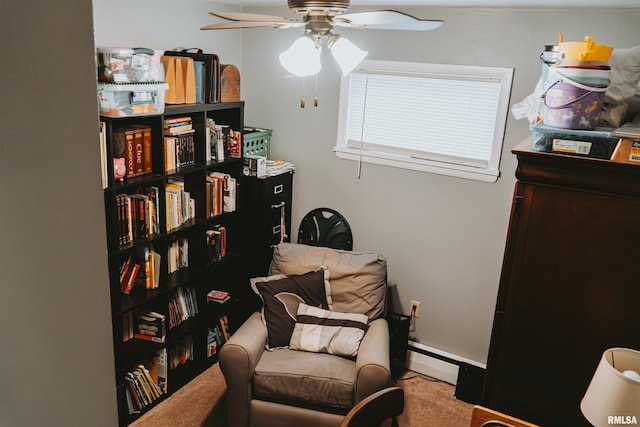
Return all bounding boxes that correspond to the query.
[242,171,294,277]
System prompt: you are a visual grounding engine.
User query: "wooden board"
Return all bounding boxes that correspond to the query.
[220,64,240,102]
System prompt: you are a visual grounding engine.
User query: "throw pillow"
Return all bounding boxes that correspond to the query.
[289,302,368,358]
[250,269,332,349]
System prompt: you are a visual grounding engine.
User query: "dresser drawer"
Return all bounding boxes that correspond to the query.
[258,172,292,206]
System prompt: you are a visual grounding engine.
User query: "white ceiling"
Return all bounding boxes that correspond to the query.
[229,0,640,7]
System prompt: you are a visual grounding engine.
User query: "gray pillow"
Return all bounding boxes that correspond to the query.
[269,243,387,320]
[250,269,332,349]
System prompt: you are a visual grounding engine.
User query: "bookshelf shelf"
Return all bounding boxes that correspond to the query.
[101,102,246,426]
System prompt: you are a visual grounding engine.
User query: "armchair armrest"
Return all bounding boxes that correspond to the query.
[219,311,267,427]
[354,317,391,403]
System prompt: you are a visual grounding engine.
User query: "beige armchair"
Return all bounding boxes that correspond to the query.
[220,243,391,427]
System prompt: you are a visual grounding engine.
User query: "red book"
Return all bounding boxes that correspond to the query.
[121,263,141,295]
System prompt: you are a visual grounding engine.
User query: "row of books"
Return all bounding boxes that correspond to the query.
[168,286,198,329]
[205,118,242,162]
[116,188,159,246]
[206,172,237,218]
[165,116,195,171]
[124,349,167,415]
[168,335,194,370]
[167,237,189,274]
[165,179,195,231]
[120,246,161,295]
[207,315,231,358]
[206,225,227,265]
[114,125,153,178]
[99,118,243,188]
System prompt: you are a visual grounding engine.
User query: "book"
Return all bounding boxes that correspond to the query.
[144,347,168,396]
[218,315,230,342]
[164,135,177,172]
[141,126,152,173]
[228,128,242,158]
[99,121,108,188]
[207,327,219,357]
[205,174,224,217]
[207,289,230,303]
[134,311,166,343]
[134,245,152,289]
[124,128,137,177]
[206,225,226,264]
[121,262,140,295]
[133,127,144,175]
[122,310,134,342]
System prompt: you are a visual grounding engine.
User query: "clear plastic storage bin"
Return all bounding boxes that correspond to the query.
[530,122,618,159]
[98,82,168,117]
[97,47,164,83]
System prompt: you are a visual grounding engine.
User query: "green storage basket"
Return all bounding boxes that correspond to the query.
[243,127,272,158]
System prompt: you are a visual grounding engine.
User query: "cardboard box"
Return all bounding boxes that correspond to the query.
[610,138,640,165]
[243,155,266,178]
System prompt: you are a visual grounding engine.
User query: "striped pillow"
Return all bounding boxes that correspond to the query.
[289,303,368,358]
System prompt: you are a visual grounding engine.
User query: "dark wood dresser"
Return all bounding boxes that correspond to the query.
[483,140,640,426]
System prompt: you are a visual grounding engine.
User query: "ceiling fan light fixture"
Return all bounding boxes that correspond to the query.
[279,36,322,77]
[329,34,368,76]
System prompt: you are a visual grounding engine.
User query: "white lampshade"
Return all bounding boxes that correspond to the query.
[581,348,640,427]
[279,36,321,77]
[330,36,368,76]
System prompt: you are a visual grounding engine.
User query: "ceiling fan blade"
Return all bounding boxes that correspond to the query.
[335,10,443,31]
[209,11,301,23]
[201,21,305,30]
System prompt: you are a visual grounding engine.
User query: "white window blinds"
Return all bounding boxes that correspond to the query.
[336,61,513,182]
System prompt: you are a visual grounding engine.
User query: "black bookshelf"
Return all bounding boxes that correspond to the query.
[100,102,246,425]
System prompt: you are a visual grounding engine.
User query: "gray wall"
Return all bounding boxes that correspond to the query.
[2,3,637,424]
[0,0,117,425]
[240,7,640,364]
[92,0,243,65]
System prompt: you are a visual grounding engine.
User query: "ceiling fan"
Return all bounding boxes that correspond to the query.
[201,1,443,106]
[201,1,443,33]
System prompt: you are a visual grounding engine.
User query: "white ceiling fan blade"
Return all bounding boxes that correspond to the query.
[201,21,305,30]
[209,11,301,23]
[335,10,443,31]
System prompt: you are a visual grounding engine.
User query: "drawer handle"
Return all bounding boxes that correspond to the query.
[272,225,281,235]
[271,202,285,209]
[273,184,284,195]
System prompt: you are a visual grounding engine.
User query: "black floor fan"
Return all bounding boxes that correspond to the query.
[297,207,353,251]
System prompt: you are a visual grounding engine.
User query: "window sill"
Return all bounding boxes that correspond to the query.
[333,146,500,183]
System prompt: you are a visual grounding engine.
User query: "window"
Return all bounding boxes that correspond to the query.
[335,60,514,182]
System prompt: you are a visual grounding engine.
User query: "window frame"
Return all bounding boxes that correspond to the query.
[335,60,514,182]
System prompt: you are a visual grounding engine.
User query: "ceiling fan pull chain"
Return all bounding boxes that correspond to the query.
[300,76,306,108]
[314,73,319,107]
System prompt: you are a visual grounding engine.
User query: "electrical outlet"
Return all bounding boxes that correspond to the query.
[410,300,421,318]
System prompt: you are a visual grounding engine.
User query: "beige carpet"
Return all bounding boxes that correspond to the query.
[132,363,473,427]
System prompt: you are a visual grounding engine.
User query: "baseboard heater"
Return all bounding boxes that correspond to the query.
[405,341,486,405]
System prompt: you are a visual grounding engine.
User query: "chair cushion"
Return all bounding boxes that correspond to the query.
[289,303,368,358]
[251,269,332,349]
[253,348,356,409]
[269,243,387,320]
